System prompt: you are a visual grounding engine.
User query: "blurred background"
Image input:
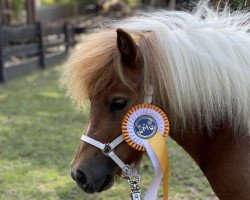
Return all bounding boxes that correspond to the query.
[0,0,249,199]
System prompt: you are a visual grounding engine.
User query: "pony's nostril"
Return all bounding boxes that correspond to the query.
[76,170,86,184]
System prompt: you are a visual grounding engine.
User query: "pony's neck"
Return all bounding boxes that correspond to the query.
[170,127,250,200]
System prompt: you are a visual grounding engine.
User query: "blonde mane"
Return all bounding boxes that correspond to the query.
[61,2,250,134]
[60,31,118,102]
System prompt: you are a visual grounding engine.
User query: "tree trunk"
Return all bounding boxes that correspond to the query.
[26,0,36,24]
[0,0,11,25]
[168,0,176,10]
[150,0,167,7]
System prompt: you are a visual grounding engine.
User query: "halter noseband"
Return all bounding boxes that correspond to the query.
[81,134,135,178]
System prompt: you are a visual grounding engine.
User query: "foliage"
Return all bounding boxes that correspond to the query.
[234,0,248,6]
[0,66,217,199]
[12,0,24,22]
[42,0,87,6]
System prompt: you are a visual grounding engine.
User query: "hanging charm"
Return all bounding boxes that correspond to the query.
[122,104,170,200]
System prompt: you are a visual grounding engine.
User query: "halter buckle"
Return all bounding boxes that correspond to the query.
[102,144,112,155]
[122,165,133,178]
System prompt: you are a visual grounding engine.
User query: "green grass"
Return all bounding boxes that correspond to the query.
[0,67,217,200]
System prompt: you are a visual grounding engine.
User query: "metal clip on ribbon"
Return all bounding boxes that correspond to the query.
[129,175,141,200]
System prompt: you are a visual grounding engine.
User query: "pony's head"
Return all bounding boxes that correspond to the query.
[62,29,149,193]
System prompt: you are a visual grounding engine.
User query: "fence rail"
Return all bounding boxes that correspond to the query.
[0,22,75,83]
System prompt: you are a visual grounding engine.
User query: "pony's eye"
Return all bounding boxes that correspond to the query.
[110,98,128,112]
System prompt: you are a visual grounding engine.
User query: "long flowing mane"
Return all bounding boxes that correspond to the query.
[61,2,250,134]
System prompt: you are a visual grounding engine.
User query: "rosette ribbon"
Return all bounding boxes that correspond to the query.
[122,104,170,200]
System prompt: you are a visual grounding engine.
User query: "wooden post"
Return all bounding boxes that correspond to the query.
[0,26,6,83]
[37,22,46,68]
[64,22,70,52]
[0,1,3,25]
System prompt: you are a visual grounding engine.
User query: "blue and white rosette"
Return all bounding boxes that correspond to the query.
[122,104,170,200]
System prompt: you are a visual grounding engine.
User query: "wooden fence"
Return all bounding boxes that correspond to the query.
[0,22,75,83]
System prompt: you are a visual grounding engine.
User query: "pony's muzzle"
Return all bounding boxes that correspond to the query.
[71,168,96,193]
[70,164,115,194]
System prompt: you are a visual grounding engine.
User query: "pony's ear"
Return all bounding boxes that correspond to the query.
[116,28,140,67]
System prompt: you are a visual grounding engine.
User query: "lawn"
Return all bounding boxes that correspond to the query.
[0,66,217,200]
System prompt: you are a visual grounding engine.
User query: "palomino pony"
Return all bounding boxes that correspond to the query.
[61,3,250,200]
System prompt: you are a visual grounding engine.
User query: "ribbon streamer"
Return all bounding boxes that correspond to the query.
[122,104,169,200]
[147,132,169,199]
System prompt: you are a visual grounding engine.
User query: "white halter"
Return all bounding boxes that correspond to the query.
[80,134,134,177]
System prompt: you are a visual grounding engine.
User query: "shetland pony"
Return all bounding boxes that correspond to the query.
[61,2,250,199]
